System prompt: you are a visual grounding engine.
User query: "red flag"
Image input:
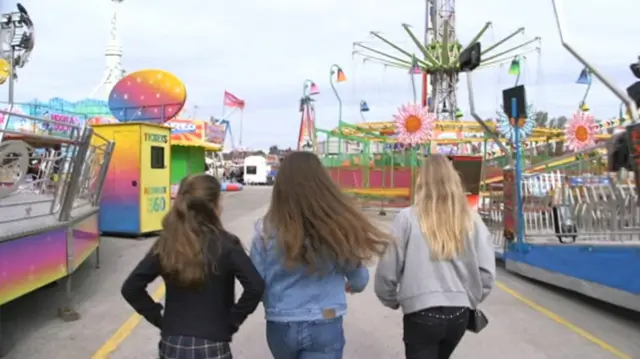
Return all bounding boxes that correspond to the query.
[223,91,245,109]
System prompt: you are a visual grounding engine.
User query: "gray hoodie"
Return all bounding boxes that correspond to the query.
[374,207,496,313]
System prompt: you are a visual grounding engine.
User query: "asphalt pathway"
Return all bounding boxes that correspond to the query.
[1,187,638,358]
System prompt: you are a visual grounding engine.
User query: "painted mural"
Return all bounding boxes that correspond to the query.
[0,98,117,136]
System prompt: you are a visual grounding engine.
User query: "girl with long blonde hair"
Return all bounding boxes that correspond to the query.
[375,154,496,359]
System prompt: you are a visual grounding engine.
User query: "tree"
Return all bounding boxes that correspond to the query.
[549,116,568,156]
[532,111,549,128]
[550,116,568,129]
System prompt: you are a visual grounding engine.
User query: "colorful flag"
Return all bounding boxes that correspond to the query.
[508,57,520,75]
[575,68,591,85]
[223,91,245,109]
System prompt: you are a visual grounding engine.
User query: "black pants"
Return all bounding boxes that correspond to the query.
[403,306,469,359]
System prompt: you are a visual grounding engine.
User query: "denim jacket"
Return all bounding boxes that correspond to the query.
[249,220,369,322]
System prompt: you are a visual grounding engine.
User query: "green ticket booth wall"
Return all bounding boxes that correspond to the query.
[170,145,206,198]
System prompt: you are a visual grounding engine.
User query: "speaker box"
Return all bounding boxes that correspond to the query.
[626,81,640,108]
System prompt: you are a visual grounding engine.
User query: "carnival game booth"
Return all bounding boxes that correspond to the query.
[92,123,171,236]
[0,110,115,336]
[166,118,221,198]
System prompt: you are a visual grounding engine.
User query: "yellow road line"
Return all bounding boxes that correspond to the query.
[496,281,632,359]
[90,284,166,359]
[92,279,630,359]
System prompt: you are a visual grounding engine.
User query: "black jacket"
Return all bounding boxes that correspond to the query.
[121,232,265,342]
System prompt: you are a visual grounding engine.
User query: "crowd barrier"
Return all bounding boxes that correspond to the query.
[479,147,640,311]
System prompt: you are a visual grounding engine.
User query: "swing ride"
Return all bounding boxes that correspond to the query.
[300,0,640,313]
[353,22,541,121]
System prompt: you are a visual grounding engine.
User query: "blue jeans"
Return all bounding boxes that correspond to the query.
[266,317,345,359]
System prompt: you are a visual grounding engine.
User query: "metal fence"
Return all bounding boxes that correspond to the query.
[480,150,639,255]
[0,110,114,240]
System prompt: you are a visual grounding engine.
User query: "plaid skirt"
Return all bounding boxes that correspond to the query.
[159,335,231,359]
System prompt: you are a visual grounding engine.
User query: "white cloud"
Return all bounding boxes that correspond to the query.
[0,0,638,149]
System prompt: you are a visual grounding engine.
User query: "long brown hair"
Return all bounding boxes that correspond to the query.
[153,174,224,287]
[264,151,390,274]
[413,154,473,260]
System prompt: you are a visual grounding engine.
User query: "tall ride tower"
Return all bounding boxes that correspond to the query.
[91,0,125,98]
[354,0,538,121]
[427,0,458,120]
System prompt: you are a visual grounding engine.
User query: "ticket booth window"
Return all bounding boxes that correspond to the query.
[151,146,165,169]
[246,165,257,175]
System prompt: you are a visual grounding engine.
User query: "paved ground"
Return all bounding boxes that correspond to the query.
[1,187,639,358]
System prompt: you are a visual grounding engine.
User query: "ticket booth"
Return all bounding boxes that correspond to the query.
[92,123,171,235]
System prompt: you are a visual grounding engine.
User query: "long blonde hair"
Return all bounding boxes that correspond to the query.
[413,154,473,260]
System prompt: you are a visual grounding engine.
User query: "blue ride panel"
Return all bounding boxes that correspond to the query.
[507,244,640,294]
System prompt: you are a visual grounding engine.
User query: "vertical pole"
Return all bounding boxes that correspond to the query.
[330,66,343,187]
[93,141,115,206]
[411,73,418,104]
[221,91,227,120]
[0,43,16,143]
[421,0,429,108]
[239,110,244,147]
[512,98,525,250]
[58,127,94,222]
[481,138,488,193]
[8,46,15,105]
[410,148,416,205]
[391,149,395,189]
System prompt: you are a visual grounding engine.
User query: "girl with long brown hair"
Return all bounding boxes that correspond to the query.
[121,174,264,359]
[249,151,391,359]
[374,154,496,359]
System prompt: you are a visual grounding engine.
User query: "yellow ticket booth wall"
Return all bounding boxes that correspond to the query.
[92,122,171,235]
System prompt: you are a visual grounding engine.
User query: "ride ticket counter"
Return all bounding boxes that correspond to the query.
[92,122,171,236]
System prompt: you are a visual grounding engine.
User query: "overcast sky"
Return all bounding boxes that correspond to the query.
[1,0,638,149]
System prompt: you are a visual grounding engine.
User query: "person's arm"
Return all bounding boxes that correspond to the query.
[374,210,409,309]
[345,265,369,293]
[121,250,163,328]
[248,223,266,278]
[228,237,266,333]
[473,215,496,303]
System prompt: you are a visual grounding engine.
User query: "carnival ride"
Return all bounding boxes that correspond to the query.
[303,0,640,312]
[0,2,233,351]
[0,4,111,354]
[0,109,115,326]
[352,19,540,120]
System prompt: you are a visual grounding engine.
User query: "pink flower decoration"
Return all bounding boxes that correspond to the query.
[393,103,435,146]
[565,110,597,150]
